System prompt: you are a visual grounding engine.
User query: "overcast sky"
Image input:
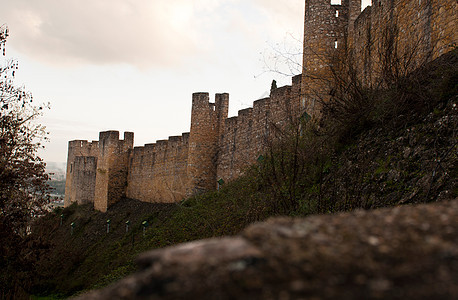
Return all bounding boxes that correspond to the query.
[1,0,370,163]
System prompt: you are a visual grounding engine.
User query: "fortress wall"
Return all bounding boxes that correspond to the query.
[94,131,134,212]
[217,76,302,183]
[217,106,263,182]
[126,145,148,202]
[302,0,351,117]
[215,94,230,141]
[353,6,372,86]
[352,0,457,86]
[234,108,255,179]
[127,133,190,203]
[301,0,457,118]
[269,85,293,127]
[71,156,97,205]
[64,140,99,207]
[431,0,458,59]
[348,0,363,43]
[251,98,272,156]
[269,76,302,136]
[365,0,433,79]
[392,0,457,62]
[187,93,228,194]
[66,0,457,211]
[217,117,239,181]
[291,74,303,113]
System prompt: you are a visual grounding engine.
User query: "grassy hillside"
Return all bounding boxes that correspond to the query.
[29,189,270,298]
[26,49,457,298]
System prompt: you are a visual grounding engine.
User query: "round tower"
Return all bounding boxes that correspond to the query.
[302,0,358,116]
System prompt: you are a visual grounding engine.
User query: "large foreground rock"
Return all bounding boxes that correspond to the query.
[76,199,457,299]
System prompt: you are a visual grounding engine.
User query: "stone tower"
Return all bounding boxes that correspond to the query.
[64,140,98,207]
[94,131,134,212]
[301,0,361,116]
[187,93,229,195]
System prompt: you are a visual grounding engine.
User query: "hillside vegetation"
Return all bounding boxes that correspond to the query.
[25,49,457,298]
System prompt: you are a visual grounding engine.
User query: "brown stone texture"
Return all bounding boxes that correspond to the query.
[126,134,190,203]
[65,0,456,211]
[71,156,97,205]
[65,79,301,211]
[94,131,133,212]
[217,75,302,183]
[353,0,458,82]
[353,5,373,85]
[74,198,458,300]
[64,140,98,207]
[302,0,356,116]
[187,93,228,194]
[302,0,457,117]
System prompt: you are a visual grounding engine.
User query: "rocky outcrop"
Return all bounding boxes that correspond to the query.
[76,199,457,299]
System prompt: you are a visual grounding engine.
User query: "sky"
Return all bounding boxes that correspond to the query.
[1,0,371,164]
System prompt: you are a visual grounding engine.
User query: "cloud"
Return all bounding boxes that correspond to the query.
[1,0,215,67]
[1,0,305,69]
[252,0,304,37]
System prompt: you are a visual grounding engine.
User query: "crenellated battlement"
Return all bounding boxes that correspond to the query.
[69,140,97,148]
[90,131,134,211]
[126,131,191,203]
[302,0,457,117]
[65,0,456,211]
[238,108,253,118]
[191,92,210,107]
[67,140,99,155]
[99,130,119,142]
[215,75,303,183]
[253,98,270,109]
[65,79,300,210]
[270,85,291,99]
[225,116,238,126]
[97,131,134,154]
[186,92,229,195]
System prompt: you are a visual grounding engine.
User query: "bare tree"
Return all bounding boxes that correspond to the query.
[257,33,303,78]
[252,12,456,215]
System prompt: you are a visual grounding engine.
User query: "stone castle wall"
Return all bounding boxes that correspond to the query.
[302,0,457,117]
[94,131,133,212]
[126,133,190,203]
[71,156,97,205]
[353,0,457,83]
[187,93,228,194]
[64,140,99,207]
[217,75,302,183]
[65,77,301,211]
[301,0,360,115]
[65,0,456,211]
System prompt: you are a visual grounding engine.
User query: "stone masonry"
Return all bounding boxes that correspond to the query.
[65,140,99,207]
[301,0,457,117]
[65,0,457,211]
[65,77,301,212]
[187,93,228,195]
[94,131,133,212]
